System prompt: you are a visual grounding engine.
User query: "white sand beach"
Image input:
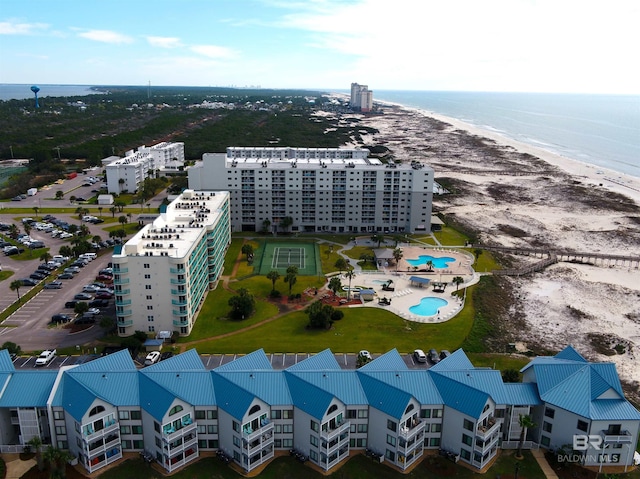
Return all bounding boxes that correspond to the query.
[329,100,640,396]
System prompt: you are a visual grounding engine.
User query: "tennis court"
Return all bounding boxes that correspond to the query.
[256,241,321,276]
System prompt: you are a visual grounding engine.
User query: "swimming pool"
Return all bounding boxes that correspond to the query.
[409,297,449,316]
[406,255,456,269]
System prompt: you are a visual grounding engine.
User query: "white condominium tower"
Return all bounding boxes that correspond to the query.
[112,190,230,337]
[188,147,434,234]
[106,142,185,194]
[350,83,373,112]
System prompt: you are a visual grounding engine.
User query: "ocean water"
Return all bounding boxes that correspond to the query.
[373,91,640,179]
[0,84,102,101]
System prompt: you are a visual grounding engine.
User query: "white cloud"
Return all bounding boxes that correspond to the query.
[0,21,48,35]
[190,45,236,59]
[77,29,133,44]
[146,36,182,48]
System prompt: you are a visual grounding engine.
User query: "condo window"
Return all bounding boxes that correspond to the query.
[147,316,154,321]
[131,410,141,420]
[542,421,553,433]
[463,419,474,431]
[143,264,150,268]
[144,274,151,279]
[54,411,64,420]
[421,409,431,419]
[148,326,154,332]
[387,420,397,432]
[145,285,151,290]
[541,436,550,447]
[544,407,555,419]
[386,434,396,446]
[462,434,473,446]
[118,411,129,420]
[577,420,588,432]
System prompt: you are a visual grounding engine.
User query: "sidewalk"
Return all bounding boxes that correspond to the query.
[2,454,36,479]
[531,449,559,479]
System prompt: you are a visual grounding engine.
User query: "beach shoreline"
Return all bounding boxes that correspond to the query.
[331,99,640,396]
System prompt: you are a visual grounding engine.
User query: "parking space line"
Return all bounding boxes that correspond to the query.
[59,357,72,367]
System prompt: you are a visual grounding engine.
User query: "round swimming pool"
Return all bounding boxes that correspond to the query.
[409,297,449,316]
[406,255,455,268]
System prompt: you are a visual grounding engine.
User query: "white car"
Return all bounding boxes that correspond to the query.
[358,350,372,361]
[413,349,427,363]
[35,349,56,366]
[144,351,161,366]
[59,232,74,239]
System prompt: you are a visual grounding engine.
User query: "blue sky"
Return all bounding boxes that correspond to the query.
[1,0,638,93]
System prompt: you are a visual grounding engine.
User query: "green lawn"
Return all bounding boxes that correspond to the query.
[0,271,15,282]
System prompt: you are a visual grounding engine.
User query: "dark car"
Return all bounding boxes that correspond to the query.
[89,299,110,308]
[51,313,72,323]
[5,247,23,256]
[75,315,96,325]
[21,278,38,286]
[58,273,75,280]
[28,241,45,249]
[30,272,47,281]
[73,293,93,301]
[44,281,63,289]
[96,292,113,299]
[75,197,86,202]
[439,350,451,360]
[160,352,174,361]
[428,349,440,364]
[64,300,77,308]
[89,218,104,224]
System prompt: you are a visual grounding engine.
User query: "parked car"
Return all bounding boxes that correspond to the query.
[96,292,113,299]
[73,293,93,301]
[358,350,372,361]
[413,349,427,363]
[439,350,451,360]
[4,246,23,256]
[64,301,77,308]
[96,274,113,282]
[44,281,63,289]
[86,308,101,316]
[76,314,96,324]
[20,278,38,286]
[64,267,80,275]
[58,273,75,280]
[35,349,56,366]
[89,299,110,308]
[82,285,100,293]
[28,241,45,249]
[30,272,47,281]
[144,351,161,366]
[160,352,174,361]
[428,349,440,364]
[51,313,72,323]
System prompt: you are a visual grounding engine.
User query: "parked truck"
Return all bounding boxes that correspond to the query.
[27,188,38,196]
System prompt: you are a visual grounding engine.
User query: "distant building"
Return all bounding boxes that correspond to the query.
[188,147,434,234]
[111,189,230,337]
[350,83,373,112]
[105,142,185,194]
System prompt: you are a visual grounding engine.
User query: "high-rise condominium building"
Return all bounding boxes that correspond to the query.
[350,83,373,112]
[112,189,230,337]
[188,147,434,234]
[106,142,185,194]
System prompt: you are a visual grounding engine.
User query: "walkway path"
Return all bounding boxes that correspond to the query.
[2,455,36,479]
[531,449,559,479]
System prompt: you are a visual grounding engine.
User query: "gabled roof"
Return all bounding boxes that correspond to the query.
[0,349,16,372]
[142,371,215,407]
[63,371,139,411]
[211,372,260,421]
[0,371,58,407]
[432,369,508,404]
[430,372,489,418]
[359,349,408,371]
[143,349,205,371]
[139,372,179,421]
[590,399,640,420]
[554,345,588,362]
[59,374,102,422]
[286,349,341,371]
[358,370,442,405]
[284,371,335,420]
[215,349,272,371]
[358,373,413,419]
[71,349,137,372]
[503,383,542,406]
[429,349,474,371]
[216,371,291,406]
[288,370,367,405]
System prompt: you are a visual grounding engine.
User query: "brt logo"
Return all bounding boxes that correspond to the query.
[573,435,603,450]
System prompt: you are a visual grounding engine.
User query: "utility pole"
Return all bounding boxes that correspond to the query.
[9,145,14,159]
[53,147,61,160]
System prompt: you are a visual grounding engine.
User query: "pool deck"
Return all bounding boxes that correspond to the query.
[341,247,480,323]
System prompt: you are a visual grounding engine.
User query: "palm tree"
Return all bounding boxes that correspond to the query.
[40,251,52,264]
[284,266,298,295]
[516,414,536,459]
[334,258,347,274]
[425,260,434,272]
[27,436,44,471]
[32,206,40,218]
[109,206,116,218]
[392,247,403,271]
[98,206,103,217]
[452,276,464,291]
[118,215,128,232]
[329,276,342,297]
[8,224,19,239]
[266,270,280,293]
[10,280,22,302]
[23,222,32,236]
[344,270,356,301]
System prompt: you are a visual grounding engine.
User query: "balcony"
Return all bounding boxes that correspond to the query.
[170,278,187,285]
[171,289,186,295]
[163,421,197,441]
[116,289,130,295]
[83,419,119,441]
[399,418,425,441]
[243,421,274,443]
[115,299,131,306]
[169,267,185,274]
[600,430,632,444]
[117,309,132,317]
[113,267,128,274]
[476,417,500,440]
[398,448,424,470]
[171,299,188,306]
[320,421,350,441]
[113,277,129,285]
[173,319,189,327]
[117,319,133,327]
[474,432,499,454]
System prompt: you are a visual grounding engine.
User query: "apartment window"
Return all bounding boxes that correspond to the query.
[283,409,293,419]
[283,424,293,433]
[208,425,217,434]
[544,407,555,419]
[132,440,143,449]
[146,295,152,300]
[145,285,151,290]
[387,420,397,432]
[386,435,396,447]
[197,425,207,434]
[131,410,141,420]
[347,410,357,419]
[283,439,293,448]
[357,438,367,447]
[385,450,395,461]
[421,409,431,419]
[463,419,474,431]
[118,411,130,420]
[120,425,131,434]
[233,421,240,433]
[310,435,318,447]
[357,424,368,433]
[207,410,217,420]
[460,449,471,460]
[57,441,68,450]
[310,450,318,461]
[147,305,153,310]
[271,410,281,420]
[53,411,64,420]
[144,274,151,279]
[577,420,588,432]
[432,409,443,418]
[274,424,282,434]
[543,422,553,433]
[429,437,441,447]
[143,264,150,268]
[432,424,442,433]
[358,409,368,419]
[462,434,473,446]
[148,326,155,332]
[55,426,66,435]
[541,436,551,447]
[195,411,205,420]
[233,436,241,447]
[132,425,143,434]
[311,420,319,432]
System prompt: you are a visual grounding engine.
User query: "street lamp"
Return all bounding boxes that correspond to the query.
[514,462,520,479]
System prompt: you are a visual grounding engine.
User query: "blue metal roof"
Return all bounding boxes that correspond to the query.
[215,349,273,371]
[71,349,136,372]
[211,372,257,421]
[590,399,640,420]
[143,349,205,371]
[0,349,16,371]
[68,371,139,407]
[359,349,408,371]
[60,374,101,422]
[284,371,334,420]
[358,373,413,419]
[503,383,541,406]
[358,370,442,405]
[288,371,367,405]
[430,372,489,418]
[590,363,624,396]
[433,370,508,404]
[286,349,341,371]
[409,276,430,284]
[0,371,58,407]
[216,371,291,406]
[554,345,587,362]
[429,349,474,371]
[529,363,585,395]
[142,371,214,406]
[139,372,178,421]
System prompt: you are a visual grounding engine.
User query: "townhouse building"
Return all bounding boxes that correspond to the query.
[0,346,637,476]
[112,189,230,337]
[187,147,434,234]
[106,142,185,194]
